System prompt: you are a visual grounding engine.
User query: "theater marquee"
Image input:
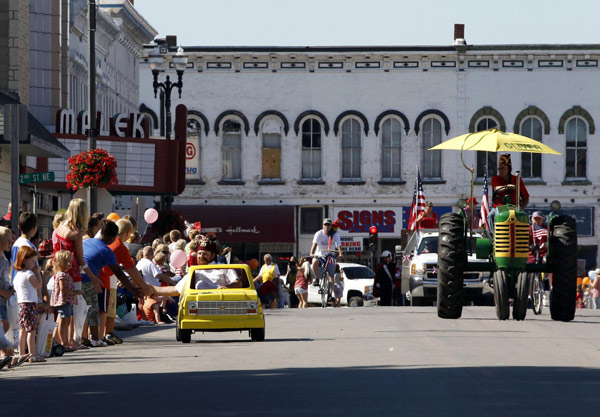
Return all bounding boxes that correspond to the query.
[39,106,188,196]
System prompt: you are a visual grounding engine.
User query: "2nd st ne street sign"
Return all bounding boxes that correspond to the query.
[19,171,55,184]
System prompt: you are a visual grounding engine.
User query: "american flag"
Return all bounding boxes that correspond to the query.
[408,168,426,231]
[479,169,491,231]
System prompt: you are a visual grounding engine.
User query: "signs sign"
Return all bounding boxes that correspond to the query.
[332,207,401,236]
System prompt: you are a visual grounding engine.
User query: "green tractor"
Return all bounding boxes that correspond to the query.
[437,196,577,321]
[429,128,578,322]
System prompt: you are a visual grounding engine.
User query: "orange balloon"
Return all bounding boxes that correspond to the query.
[577,277,583,286]
[246,258,259,270]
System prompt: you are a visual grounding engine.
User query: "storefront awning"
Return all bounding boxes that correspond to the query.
[172,205,295,243]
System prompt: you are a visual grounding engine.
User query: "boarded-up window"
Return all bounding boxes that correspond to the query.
[262,119,282,179]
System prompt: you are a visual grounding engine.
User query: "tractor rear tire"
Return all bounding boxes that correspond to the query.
[493,270,510,320]
[437,213,465,319]
[513,271,529,321]
[549,215,577,322]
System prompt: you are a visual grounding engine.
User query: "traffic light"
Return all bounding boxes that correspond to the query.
[368,226,378,251]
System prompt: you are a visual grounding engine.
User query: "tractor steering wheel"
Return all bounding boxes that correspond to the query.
[492,185,523,206]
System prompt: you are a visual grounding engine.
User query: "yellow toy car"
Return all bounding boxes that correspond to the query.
[176,264,265,343]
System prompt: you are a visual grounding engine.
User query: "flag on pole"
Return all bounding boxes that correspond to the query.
[479,169,491,231]
[408,168,426,231]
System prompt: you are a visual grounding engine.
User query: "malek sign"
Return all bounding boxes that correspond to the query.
[55,109,151,139]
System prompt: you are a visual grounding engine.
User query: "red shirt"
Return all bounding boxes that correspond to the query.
[98,237,135,289]
[419,212,438,229]
[491,175,529,207]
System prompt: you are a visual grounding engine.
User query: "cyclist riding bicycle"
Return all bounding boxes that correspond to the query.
[310,218,343,286]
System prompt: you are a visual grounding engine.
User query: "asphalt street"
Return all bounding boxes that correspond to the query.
[2,306,600,417]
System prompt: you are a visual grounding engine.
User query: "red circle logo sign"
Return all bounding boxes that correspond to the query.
[186,142,197,159]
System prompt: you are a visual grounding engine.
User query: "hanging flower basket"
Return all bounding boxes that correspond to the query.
[66,148,118,191]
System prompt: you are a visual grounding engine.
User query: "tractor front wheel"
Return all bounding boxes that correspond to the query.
[493,270,510,320]
[549,215,577,322]
[513,271,529,321]
[437,212,465,319]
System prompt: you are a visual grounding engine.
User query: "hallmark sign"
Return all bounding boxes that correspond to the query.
[55,109,150,138]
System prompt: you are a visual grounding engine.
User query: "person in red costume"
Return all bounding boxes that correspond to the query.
[491,153,529,208]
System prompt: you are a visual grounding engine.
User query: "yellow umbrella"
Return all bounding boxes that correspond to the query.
[429,128,562,155]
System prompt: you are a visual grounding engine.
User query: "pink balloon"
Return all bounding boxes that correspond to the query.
[144,208,159,224]
[170,249,186,269]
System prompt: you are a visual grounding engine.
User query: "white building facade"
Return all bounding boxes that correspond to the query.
[139,37,600,269]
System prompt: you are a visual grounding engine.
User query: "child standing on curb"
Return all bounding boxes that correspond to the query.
[13,246,44,363]
[50,251,81,350]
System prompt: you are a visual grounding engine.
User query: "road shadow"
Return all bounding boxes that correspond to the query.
[3,365,599,416]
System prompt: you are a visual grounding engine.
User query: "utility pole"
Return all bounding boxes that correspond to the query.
[87,0,98,213]
[5,104,27,233]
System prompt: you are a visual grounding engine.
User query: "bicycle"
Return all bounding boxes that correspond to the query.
[529,244,546,315]
[317,251,338,308]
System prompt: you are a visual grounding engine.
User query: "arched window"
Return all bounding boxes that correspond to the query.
[421,118,442,179]
[186,118,202,180]
[381,118,402,180]
[476,118,498,178]
[520,117,543,179]
[222,119,242,180]
[566,117,587,179]
[341,118,362,179]
[302,119,322,179]
[261,119,282,180]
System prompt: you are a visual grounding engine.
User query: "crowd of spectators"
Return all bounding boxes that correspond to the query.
[0,201,365,370]
[0,201,254,370]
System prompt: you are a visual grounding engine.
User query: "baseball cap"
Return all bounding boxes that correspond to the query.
[381,250,392,257]
[323,218,333,225]
[532,211,544,219]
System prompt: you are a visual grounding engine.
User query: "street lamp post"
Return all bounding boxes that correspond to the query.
[149,46,188,140]
[148,45,188,209]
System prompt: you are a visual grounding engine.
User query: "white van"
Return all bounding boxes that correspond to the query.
[307,262,378,307]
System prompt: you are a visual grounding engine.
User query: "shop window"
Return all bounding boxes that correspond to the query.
[520,117,543,179]
[565,117,587,179]
[301,207,323,234]
[476,118,498,178]
[341,118,362,179]
[222,120,242,180]
[420,118,442,179]
[302,119,322,179]
[381,118,402,180]
[261,119,282,179]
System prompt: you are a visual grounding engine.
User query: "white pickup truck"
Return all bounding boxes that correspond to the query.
[307,262,378,307]
[400,229,492,306]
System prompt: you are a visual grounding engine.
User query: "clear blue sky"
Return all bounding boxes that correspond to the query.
[134,0,600,47]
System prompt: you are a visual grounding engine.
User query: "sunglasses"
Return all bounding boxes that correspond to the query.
[323,223,331,226]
